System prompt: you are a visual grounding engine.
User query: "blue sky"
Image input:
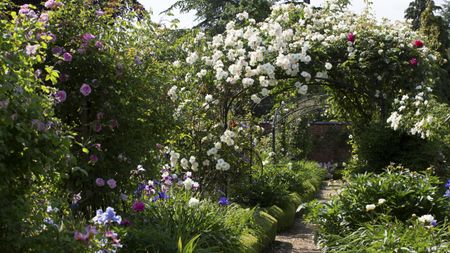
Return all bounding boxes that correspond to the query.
[139,0,447,28]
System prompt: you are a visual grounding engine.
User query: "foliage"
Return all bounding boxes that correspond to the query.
[346,123,444,174]
[319,218,450,253]
[40,0,174,210]
[165,0,274,34]
[0,1,75,249]
[230,160,325,207]
[307,166,449,237]
[123,190,255,253]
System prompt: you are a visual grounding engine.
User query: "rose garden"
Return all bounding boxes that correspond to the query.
[1,0,450,252]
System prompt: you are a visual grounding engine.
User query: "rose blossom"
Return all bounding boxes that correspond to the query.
[55,90,67,103]
[95,178,105,187]
[107,179,117,189]
[63,52,72,62]
[80,83,92,96]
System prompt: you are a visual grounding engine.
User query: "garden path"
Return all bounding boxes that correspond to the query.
[270,180,343,253]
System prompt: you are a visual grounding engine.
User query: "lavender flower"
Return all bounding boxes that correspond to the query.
[55,90,67,103]
[95,178,105,187]
[107,179,117,189]
[63,52,72,62]
[80,83,92,96]
[26,44,39,56]
[92,207,122,225]
[81,33,96,42]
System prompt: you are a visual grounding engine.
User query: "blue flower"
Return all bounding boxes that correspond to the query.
[444,189,450,198]
[218,196,230,206]
[431,220,438,227]
[445,179,450,189]
[92,207,122,225]
[153,191,170,202]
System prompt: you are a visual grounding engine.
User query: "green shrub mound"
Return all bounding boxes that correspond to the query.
[307,166,450,252]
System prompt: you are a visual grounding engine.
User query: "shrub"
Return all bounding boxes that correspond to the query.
[307,166,449,240]
[319,218,450,253]
[122,190,256,253]
[230,160,325,207]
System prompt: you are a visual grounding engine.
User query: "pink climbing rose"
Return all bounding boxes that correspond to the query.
[347,32,356,43]
[80,83,92,96]
[410,58,418,66]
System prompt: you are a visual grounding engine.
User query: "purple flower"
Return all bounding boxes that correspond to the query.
[26,44,39,56]
[95,9,105,16]
[52,46,64,55]
[72,192,82,205]
[89,154,98,164]
[444,189,450,198]
[95,178,105,187]
[134,56,142,65]
[63,52,72,62]
[107,179,117,189]
[34,69,42,78]
[44,0,56,9]
[132,201,145,212]
[445,179,450,189]
[120,219,131,226]
[94,122,102,133]
[218,196,230,206]
[431,220,438,227]
[55,90,67,103]
[48,33,57,42]
[95,41,104,49]
[410,58,418,66]
[19,4,30,15]
[80,83,92,96]
[74,225,97,243]
[81,33,96,42]
[39,13,49,22]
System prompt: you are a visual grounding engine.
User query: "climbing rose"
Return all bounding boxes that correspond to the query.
[107,179,117,189]
[95,178,105,187]
[347,32,356,43]
[55,90,67,103]
[63,52,72,62]
[132,201,145,212]
[410,58,418,66]
[413,40,424,48]
[80,83,92,96]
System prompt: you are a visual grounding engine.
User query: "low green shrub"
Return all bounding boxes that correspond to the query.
[230,160,325,207]
[122,190,256,253]
[319,218,450,253]
[307,166,450,251]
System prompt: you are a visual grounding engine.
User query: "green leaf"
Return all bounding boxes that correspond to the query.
[82,147,89,154]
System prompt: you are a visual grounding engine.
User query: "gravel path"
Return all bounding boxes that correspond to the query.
[270,180,343,253]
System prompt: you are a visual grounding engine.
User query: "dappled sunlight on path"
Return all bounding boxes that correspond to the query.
[270,180,343,253]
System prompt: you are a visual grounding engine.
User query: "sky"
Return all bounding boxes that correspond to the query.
[139,0,447,28]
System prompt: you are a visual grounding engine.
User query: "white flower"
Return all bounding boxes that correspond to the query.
[180,158,189,170]
[205,94,213,102]
[236,11,249,21]
[167,85,178,101]
[365,204,376,211]
[183,178,194,190]
[418,214,435,224]
[251,94,262,104]
[378,198,386,205]
[188,197,200,207]
[325,62,333,70]
[186,52,199,65]
[216,159,231,171]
